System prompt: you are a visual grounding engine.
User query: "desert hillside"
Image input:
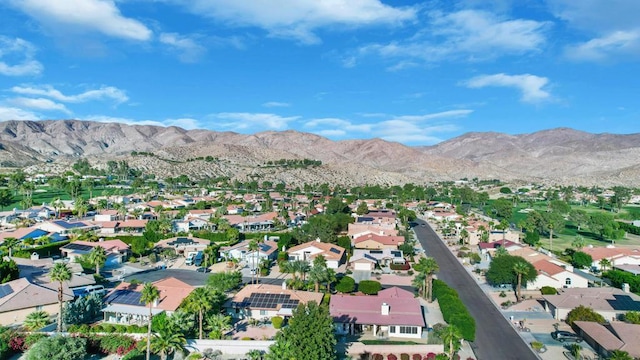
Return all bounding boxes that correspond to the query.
[0,120,638,187]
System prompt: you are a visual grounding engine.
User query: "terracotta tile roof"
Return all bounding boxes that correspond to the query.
[534,259,567,277]
[228,284,323,310]
[574,321,640,358]
[72,239,130,252]
[353,233,404,247]
[580,246,640,261]
[330,286,424,327]
[0,278,74,313]
[544,287,640,312]
[109,277,194,312]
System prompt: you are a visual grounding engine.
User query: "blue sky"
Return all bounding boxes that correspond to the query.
[0,0,638,145]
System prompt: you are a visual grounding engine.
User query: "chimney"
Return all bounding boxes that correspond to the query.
[623,283,630,293]
[316,238,321,242]
[282,281,287,290]
[381,303,390,315]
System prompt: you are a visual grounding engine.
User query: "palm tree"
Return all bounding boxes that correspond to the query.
[2,237,20,257]
[206,313,231,340]
[600,258,612,273]
[308,265,326,292]
[151,327,186,360]
[513,261,530,302]
[414,257,439,302]
[608,350,633,360]
[568,343,581,359]
[141,282,160,360]
[183,287,214,339]
[24,310,49,331]
[440,325,463,360]
[49,262,71,332]
[248,239,259,285]
[88,246,107,276]
[246,349,265,360]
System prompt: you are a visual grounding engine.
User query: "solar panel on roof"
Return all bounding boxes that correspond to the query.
[370,250,383,254]
[329,247,341,254]
[0,284,13,298]
[64,243,94,252]
[104,289,144,306]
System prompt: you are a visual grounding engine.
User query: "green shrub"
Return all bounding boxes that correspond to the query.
[271,316,284,329]
[99,334,136,354]
[401,354,410,360]
[358,280,382,295]
[432,279,475,341]
[540,286,557,295]
[24,333,48,349]
[335,276,355,293]
[100,324,115,333]
[122,348,145,360]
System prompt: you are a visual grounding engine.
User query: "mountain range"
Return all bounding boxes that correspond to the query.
[0,120,639,187]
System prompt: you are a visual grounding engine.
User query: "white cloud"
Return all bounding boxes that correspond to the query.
[11,85,129,104]
[357,9,547,64]
[82,115,201,129]
[159,33,206,63]
[8,97,71,114]
[304,111,469,144]
[0,106,40,121]
[9,0,152,41]
[262,101,291,108]
[0,36,43,76]
[565,30,640,61]
[170,0,416,44]
[465,73,551,103]
[210,112,300,131]
[546,0,640,61]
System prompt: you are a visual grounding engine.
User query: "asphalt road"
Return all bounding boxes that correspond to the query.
[414,220,538,360]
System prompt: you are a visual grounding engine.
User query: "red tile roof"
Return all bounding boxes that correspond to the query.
[330,287,423,327]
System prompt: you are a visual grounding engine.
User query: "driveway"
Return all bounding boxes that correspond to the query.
[414,220,539,360]
[351,270,371,283]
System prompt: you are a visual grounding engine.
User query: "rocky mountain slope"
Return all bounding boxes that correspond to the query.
[0,120,638,186]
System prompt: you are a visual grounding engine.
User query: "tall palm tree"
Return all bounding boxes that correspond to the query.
[141,282,160,360]
[414,257,439,302]
[600,258,612,273]
[88,246,107,276]
[49,262,71,332]
[513,261,530,302]
[248,240,259,285]
[440,325,463,360]
[151,327,186,360]
[308,265,326,293]
[2,237,20,257]
[183,287,214,339]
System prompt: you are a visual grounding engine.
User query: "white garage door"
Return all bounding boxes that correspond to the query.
[354,262,372,271]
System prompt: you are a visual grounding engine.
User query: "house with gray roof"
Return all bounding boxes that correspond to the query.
[0,277,74,326]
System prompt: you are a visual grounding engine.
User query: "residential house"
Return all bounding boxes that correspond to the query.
[61,239,130,266]
[34,220,99,235]
[330,287,424,339]
[353,233,404,250]
[287,240,346,269]
[579,245,640,271]
[543,287,640,322]
[102,277,194,325]
[528,260,589,290]
[350,249,405,271]
[348,224,399,239]
[173,217,212,233]
[94,210,119,222]
[155,236,211,256]
[223,212,278,232]
[225,283,323,320]
[0,277,74,326]
[574,321,640,359]
[478,240,524,259]
[221,239,279,268]
[98,219,147,235]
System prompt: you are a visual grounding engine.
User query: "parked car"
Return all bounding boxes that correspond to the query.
[551,331,582,343]
[196,267,210,273]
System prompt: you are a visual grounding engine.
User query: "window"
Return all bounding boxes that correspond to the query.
[399,326,418,334]
[565,278,572,286]
[389,326,396,333]
[260,310,267,316]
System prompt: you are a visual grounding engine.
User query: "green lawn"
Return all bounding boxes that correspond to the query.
[1,185,135,211]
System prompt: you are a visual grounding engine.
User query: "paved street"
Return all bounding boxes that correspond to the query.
[414,219,539,360]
